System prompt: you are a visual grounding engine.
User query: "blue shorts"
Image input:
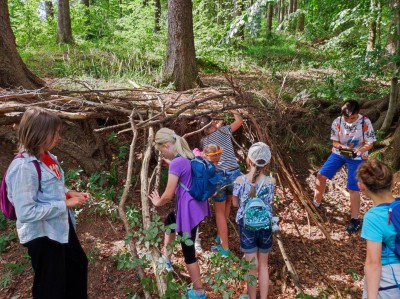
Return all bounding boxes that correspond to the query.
[239,222,273,254]
[213,168,241,202]
[319,153,365,191]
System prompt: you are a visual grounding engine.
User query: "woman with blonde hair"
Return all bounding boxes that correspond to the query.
[149,128,210,299]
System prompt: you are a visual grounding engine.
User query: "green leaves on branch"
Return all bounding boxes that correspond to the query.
[220,0,269,44]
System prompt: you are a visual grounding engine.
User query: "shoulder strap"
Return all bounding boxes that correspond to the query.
[255,176,267,197]
[179,181,190,192]
[15,154,42,192]
[32,160,42,192]
[362,116,365,143]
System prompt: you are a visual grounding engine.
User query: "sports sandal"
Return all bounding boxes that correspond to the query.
[187,289,206,299]
[345,218,361,234]
[210,245,230,257]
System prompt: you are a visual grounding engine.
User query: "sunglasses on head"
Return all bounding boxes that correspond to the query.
[204,149,223,157]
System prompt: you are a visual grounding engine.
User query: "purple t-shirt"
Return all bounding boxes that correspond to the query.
[169,156,211,237]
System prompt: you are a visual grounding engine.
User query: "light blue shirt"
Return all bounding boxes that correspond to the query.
[233,175,275,223]
[5,152,73,244]
[361,204,400,266]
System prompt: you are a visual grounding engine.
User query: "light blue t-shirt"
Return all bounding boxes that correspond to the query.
[361,203,400,266]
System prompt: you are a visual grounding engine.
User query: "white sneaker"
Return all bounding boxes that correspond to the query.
[164,257,173,272]
[195,240,203,253]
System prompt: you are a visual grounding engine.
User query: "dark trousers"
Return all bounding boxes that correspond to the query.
[164,211,198,264]
[24,217,88,299]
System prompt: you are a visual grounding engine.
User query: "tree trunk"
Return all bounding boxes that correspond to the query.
[162,0,200,91]
[280,0,285,22]
[154,0,161,32]
[234,0,244,39]
[45,0,54,20]
[293,0,298,11]
[0,0,44,89]
[289,0,294,14]
[297,10,305,32]
[81,0,89,6]
[267,2,273,33]
[382,2,400,131]
[57,0,73,44]
[384,118,400,169]
[367,0,378,52]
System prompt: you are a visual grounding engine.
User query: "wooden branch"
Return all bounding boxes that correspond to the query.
[275,232,303,293]
[182,121,213,138]
[117,110,151,299]
[142,92,236,127]
[140,113,167,296]
[93,122,130,133]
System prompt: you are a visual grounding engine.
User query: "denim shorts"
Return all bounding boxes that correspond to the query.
[319,153,365,191]
[213,168,241,202]
[239,221,273,254]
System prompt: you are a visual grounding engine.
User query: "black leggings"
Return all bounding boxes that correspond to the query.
[24,216,88,299]
[165,211,198,264]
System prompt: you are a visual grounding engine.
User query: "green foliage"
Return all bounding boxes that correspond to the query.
[203,253,254,298]
[0,231,17,253]
[0,254,30,288]
[113,205,254,298]
[347,268,362,281]
[0,213,7,230]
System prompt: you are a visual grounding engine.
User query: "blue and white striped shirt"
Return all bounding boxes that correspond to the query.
[200,125,239,172]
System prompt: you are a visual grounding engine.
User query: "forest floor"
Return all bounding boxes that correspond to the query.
[0,72,399,299]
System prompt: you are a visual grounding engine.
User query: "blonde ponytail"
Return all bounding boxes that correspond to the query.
[154,128,194,159]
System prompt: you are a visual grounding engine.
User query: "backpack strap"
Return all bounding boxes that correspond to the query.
[362,116,365,143]
[32,160,42,192]
[243,175,267,197]
[179,181,190,192]
[255,176,267,197]
[15,154,42,193]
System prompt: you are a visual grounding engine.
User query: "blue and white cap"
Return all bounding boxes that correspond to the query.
[248,142,271,167]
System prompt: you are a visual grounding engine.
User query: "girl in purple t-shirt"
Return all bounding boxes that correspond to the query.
[149,128,210,299]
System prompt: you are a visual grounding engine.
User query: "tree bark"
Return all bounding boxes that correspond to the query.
[279,0,285,23]
[384,119,400,169]
[267,2,273,33]
[234,0,244,39]
[367,0,379,52]
[297,10,305,32]
[0,0,44,89]
[289,0,294,14]
[45,0,54,20]
[382,1,400,131]
[57,0,73,44]
[162,0,200,91]
[154,0,161,32]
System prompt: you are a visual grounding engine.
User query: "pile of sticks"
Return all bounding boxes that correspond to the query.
[0,85,337,296]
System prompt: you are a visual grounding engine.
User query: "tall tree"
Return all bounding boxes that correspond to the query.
[266,1,273,33]
[234,0,244,39]
[45,0,54,20]
[382,0,400,132]
[57,0,73,43]
[367,0,380,52]
[154,0,161,32]
[162,0,199,91]
[0,0,44,89]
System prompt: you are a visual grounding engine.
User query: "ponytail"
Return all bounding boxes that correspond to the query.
[175,135,194,159]
[154,128,194,159]
[248,165,263,198]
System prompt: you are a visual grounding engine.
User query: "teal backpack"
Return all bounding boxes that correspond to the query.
[243,175,271,231]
